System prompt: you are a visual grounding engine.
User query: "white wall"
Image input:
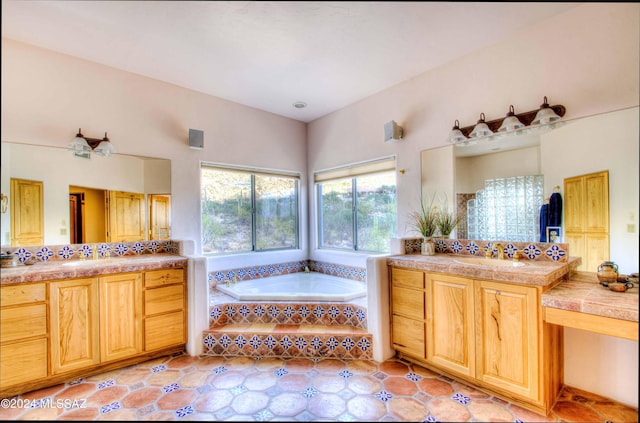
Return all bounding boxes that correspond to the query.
[1,38,308,260]
[307,3,639,408]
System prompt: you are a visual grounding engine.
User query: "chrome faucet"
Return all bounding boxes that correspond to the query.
[494,243,505,260]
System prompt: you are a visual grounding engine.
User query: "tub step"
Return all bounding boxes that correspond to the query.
[209,303,368,330]
[202,323,373,359]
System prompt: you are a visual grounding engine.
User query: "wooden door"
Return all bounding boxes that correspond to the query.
[100,273,143,362]
[10,178,44,246]
[149,194,171,240]
[107,191,145,242]
[426,273,476,378]
[564,170,609,271]
[475,280,539,401]
[49,278,100,374]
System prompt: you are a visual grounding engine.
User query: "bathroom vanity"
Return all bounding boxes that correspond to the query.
[388,251,639,414]
[0,255,187,397]
[388,253,569,415]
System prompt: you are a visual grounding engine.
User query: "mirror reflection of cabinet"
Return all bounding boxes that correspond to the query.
[10,178,44,246]
[149,194,171,240]
[564,171,609,271]
[107,191,145,243]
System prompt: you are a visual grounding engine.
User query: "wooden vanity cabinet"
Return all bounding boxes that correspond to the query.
[0,264,187,398]
[0,283,48,389]
[390,266,562,414]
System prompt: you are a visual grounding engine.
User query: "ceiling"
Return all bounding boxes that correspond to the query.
[1,1,579,123]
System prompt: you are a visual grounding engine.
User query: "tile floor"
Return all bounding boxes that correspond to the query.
[1,353,637,422]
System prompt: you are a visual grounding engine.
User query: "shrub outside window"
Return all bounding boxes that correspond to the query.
[201,165,299,254]
[317,165,396,253]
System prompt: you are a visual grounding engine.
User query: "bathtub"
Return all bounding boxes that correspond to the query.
[216,272,366,301]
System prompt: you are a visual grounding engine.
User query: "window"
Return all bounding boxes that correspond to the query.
[316,157,397,253]
[201,164,299,254]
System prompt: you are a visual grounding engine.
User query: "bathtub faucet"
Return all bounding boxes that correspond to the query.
[225,277,238,288]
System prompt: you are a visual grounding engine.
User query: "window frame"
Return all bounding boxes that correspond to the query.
[200,162,301,255]
[315,156,397,253]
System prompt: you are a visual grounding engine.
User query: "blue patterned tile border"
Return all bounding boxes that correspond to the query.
[202,332,373,360]
[209,260,367,289]
[209,303,368,329]
[404,238,569,262]
[2,240,181,264]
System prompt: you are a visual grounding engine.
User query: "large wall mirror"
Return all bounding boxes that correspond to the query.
[421,107,639,272]
[1,142,171,247]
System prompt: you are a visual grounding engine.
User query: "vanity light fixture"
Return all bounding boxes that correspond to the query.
[497,105,525,132]
[448,120,468,144]
[447,96,565,146]
[469,113,493,138]
[67,128,116,158]
[531,96,562,126]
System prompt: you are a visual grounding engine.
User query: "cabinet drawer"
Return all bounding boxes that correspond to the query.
[0,338,48,388]
[145,284,184,316]
[144,269,184,288]
[0,304,47,342]
[392,268,424,289]
[392,315,425,358]
[0,283,45,306]
[145,311,185,351]
[391,285,425,319]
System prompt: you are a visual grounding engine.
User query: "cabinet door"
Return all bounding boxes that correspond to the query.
[584,172,609,233]
[108,191,145,242]
[426,273,475,378]
[475,280,539,401]
[50,278,100,374]
[100,273,143,362]
[10,178,44,246]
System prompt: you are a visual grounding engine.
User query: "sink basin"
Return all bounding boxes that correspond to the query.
[454,257,526,267]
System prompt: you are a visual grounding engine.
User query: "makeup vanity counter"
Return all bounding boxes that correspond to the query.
[0,254,188,398]
[541,271,638,341]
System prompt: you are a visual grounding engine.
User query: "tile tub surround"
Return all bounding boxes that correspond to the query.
[402,237,569,262]
[542,271,639,323]
[1,353,636,422]
[208,260,367,290]
[387,253,572,287]
[0,254,188,285]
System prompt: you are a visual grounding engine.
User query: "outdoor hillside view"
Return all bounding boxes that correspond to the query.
[201,168,396,254]
[318,172,396,252]
[201,168,298,253]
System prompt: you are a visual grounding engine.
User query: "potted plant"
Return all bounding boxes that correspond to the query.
[409,197,439,255]
[436,205,463,239]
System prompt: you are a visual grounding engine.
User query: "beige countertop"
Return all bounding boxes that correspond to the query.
[0,254,187,285]
[542,271,639,323]
[387,253,570,287]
